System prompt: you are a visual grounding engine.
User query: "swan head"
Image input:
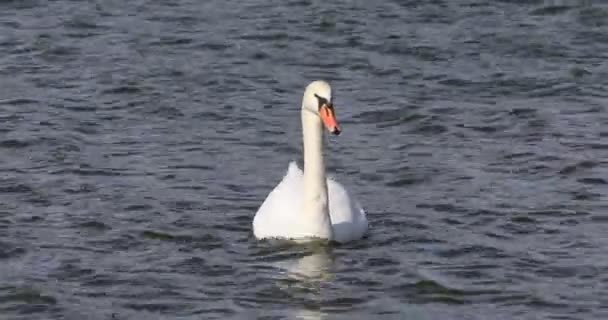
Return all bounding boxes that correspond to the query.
[302,80,341,135]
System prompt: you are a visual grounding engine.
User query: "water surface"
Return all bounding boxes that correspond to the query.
[1,1,608,319]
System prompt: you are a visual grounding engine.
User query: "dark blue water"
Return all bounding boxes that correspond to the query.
[1,1,607,319]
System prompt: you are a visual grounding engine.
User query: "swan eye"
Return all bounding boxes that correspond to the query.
[314,94,331,110]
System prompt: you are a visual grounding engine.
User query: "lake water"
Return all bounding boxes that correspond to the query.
[1,1,607,319]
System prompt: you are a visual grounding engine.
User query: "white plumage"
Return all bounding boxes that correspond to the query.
[252,80,368,243]
[253,161,368,243]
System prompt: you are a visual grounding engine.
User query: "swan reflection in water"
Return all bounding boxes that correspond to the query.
[268,240,335,320]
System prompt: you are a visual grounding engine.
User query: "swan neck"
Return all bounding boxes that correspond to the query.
[302,111,326,194]
[301,109,332,237]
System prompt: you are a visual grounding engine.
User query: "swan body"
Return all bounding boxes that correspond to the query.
[252,81,368,243]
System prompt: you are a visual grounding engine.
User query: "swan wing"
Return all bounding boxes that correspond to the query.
[252,162,303,239]
[327,176,368,243]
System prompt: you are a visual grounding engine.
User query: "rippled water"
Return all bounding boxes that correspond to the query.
[1,1,608,319]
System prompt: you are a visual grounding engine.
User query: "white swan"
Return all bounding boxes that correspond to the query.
[252,80,368,243]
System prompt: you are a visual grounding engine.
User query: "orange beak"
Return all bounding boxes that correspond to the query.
[319,104,341,135]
